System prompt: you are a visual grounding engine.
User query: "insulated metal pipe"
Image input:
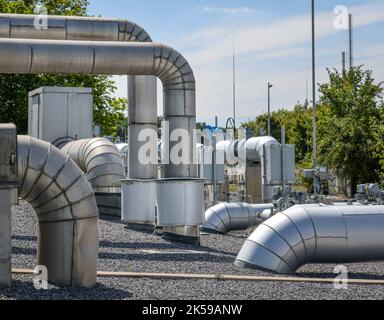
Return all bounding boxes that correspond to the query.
[235,204,384,274]
[0,13,157,179]
[202,203,275,234]
[17,136,98,287]
[0,189,12,287]
[61,138,125,192]
[0,38,196,178]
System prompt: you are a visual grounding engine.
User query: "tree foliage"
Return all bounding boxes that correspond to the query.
[242,66,384,190]
[0,0,126,137]
[317,67,383,192]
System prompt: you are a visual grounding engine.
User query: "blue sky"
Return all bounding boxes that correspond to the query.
[89,0,384,126]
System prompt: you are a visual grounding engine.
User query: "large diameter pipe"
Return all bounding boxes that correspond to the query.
[202,203,275,234]
[235,204,384,274]
[0,38,196,178]
[61,138,125,191]
[245,136,279,163]
[0,13,157,179]
[17,136,98,287]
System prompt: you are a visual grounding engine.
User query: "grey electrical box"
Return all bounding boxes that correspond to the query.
[0,123,18,204]
[264,144,296,185]
[28,87,93,147]
[198,147,225,184]
[0,124,17,187]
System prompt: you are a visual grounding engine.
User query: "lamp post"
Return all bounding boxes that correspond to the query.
[267,82,273,136]
[312,0,317,170]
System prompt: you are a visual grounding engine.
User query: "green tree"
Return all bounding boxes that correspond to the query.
[241,104,313,164]
[317,66,383,194]
[0,0,125,137]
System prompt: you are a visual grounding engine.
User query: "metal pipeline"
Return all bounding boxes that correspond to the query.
[0,13,157,179]
[202,203,275,234]
[61,138,126,216]
[244,136,280,163]
[61,138,125,191]
[17,135,98,287]
[235,204,384,274]
[0,38,196,178]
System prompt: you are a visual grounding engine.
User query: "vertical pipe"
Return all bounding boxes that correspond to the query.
[349,14,353,69]
[127,75,158,179]
[312,0,317,172]
[0,189,12,287]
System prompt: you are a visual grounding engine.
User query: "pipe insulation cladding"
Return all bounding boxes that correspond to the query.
[17,136,99,287]
[61,138,125,191]
[235,204,384,274]
[202,203,275,235]
[0,13,158,179]
[0,38,196,178]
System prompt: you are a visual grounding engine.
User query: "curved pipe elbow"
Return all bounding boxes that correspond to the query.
[245,136,279,163]
[17,136,98,287]
[202,203,275,235]
[235,204,384,274]
[61,138,126,191]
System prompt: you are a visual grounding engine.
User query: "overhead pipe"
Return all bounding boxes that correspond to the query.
[0,38,197,238]
[201,203,275,234]
[17,135,98,287]
[235,204,384,274]
[0,38,196,177]
[0,13,157,179]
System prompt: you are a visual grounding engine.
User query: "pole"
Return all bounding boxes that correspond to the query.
[342,51,346,74]
[312,0,317,171]
[268,82,272,136]
[349,14,353,69]
[281,128,287,209]
[212,135,218,206]
[232,33,236,128]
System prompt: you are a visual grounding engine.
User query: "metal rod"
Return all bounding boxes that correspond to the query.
[281,128,287,208]
[349,14,353,69]
[232,33,236,128]
[312,0,317,171]
[267,82,272,136]
[212,135,218,206]
[12,269,384,286]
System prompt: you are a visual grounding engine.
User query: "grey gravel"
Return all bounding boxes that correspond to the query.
[1,201,384,300]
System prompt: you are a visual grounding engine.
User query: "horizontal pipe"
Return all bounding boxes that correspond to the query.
[0,14,152,41]
[61,138,125,191]
[0,38,196,178]
[0,13,157,180]
[12,268,384,286]
[17,136,98,287]
[235,204,384,274]
[202,203,274,234]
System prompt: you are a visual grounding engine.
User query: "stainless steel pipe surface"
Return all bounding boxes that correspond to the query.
[0,13,157,179]
[17,136,98,287]
[235,204,384,274]
[61,138,125,191]
[202,203,275,234]
[0,14,152,41]
[0,38,196,178]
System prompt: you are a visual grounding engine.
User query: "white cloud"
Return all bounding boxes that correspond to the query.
[197,5,253,15]
[113,1,384,126]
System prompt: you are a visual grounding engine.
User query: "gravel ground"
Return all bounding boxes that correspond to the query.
[1,201,384,300]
